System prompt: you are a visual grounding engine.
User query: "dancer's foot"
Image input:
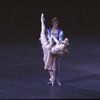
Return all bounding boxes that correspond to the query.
[47,80,61,86]
[41,13,45,22]
[56,78,62,86]
[49,77,55,86]
[47,81,52,85]
[57,81,62,86]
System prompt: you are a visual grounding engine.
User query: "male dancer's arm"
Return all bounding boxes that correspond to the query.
[59,31,64,43]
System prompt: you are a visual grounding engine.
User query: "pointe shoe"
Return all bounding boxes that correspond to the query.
[41,13,45,22]
[49,77,55,86]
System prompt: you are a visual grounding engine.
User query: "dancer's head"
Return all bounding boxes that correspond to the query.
[51,17,59,29]
[62,38,69,46]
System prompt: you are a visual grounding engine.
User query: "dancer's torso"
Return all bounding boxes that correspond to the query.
[47,28,62,45]
[46,28,67,54]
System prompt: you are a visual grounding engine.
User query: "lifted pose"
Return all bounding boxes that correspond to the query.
[39,13,69,86]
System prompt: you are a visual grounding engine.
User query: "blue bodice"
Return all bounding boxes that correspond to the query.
[46,28,64,45]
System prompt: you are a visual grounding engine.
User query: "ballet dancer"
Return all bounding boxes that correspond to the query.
[39,13,69,86]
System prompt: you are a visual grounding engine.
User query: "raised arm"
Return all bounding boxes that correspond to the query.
[50,35,60,44]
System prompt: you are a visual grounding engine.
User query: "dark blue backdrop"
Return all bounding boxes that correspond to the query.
[0,0,100,43]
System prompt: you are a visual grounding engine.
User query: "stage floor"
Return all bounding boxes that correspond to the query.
[0,36,100,99]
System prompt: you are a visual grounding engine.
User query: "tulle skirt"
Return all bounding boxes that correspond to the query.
[39,32,57,71]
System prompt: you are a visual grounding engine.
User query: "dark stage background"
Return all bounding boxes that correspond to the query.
[0,0,100,44]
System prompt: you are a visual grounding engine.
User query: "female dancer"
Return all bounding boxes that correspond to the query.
[39,13,69,86]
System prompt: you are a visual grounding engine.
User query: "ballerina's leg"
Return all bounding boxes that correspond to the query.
[56,57,62,85]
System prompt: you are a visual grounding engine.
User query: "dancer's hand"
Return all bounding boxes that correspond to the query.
[41,13,45,22]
